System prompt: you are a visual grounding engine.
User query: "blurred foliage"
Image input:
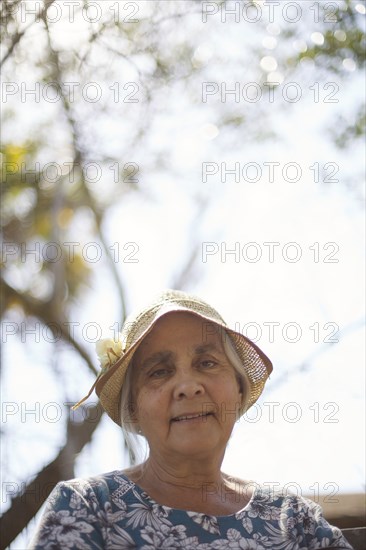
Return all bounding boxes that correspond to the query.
[0,0,365,545]
[283,0,365,148]
[1,0,364,404]
[295,1,365,70]
[333,104,366,148]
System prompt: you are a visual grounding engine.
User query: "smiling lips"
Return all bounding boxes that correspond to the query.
[171,412,213,422]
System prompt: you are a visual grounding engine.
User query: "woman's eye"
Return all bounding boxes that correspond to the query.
[149,368,169,378]
[200,360,217,368]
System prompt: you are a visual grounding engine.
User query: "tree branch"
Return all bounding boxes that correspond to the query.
[43,24,128,323]
[1,279,98,376]
[0,403,104,549]
[266,317,365,392]
[0,0,57,68]
[170,196,210,290]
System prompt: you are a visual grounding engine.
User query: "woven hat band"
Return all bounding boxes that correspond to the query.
[120,297,227,353]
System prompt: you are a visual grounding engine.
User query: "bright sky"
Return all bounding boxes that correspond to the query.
[1,1,365,548]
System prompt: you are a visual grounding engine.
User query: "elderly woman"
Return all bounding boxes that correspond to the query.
[29,290,354,549]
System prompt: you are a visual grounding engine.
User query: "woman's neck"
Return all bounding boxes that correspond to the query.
[141,455,226,489]
[124,457,252,515]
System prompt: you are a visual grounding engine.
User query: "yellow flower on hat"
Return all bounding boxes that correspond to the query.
[95,337,123,372]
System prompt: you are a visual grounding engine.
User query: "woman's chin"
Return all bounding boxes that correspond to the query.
[167,431,223,456]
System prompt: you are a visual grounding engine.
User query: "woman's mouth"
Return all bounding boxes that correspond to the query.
[171,412,213,423]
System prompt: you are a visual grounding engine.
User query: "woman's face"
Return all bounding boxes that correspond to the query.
[131,312,243,460]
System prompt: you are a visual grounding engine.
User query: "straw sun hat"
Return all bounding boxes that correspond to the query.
[73,290,273,426]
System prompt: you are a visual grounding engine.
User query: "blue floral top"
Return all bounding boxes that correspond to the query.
[29,470,353,549]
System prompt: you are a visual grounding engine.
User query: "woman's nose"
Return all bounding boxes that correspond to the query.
[172,371,205,400]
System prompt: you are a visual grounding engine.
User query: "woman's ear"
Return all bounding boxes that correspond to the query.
[235,374,244,395]
[131,406,143,435]
[129,400,139,420]
[119,399,139,429]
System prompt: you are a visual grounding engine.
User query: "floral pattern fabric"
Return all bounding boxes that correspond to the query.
[29,470,354,549]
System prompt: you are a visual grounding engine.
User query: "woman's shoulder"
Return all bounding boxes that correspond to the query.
[245,481,329,517]
[51,469,135,500]
[222,476,323,512]
[43,469,143,518]
[119,464,144,482]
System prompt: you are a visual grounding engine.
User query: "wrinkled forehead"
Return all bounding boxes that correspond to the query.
[146,311,225,341]
[133,311,228,361]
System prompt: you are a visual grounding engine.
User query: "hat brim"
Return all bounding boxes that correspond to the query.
[96,306,273,427]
